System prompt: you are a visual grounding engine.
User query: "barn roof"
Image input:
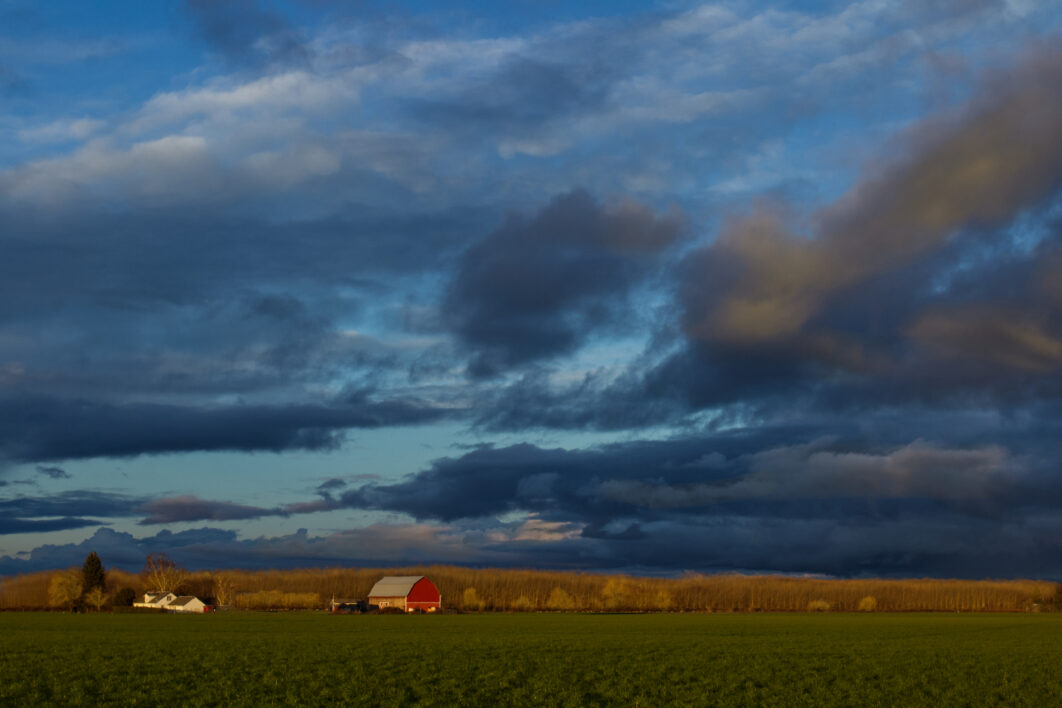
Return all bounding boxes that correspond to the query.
[368,576,425,598]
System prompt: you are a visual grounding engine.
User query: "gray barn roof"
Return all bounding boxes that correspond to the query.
[168,596,202,606]
[368,576,425,598]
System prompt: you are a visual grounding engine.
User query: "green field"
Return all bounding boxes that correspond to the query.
[1,612,1060,706]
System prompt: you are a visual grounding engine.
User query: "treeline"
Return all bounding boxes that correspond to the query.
[2,564,1058,612]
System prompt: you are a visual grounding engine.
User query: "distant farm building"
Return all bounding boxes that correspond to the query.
[134,592,176,609]
[167,596,208,613]
[133,591,210,613]
[330,597,368,613]
[368,576,442,612]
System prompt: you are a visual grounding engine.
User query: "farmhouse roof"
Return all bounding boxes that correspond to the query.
[168,596,201,607]
[146,592,172,602]
[368,576,425,598]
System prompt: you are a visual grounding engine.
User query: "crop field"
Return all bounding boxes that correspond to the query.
[1,613,1060,706]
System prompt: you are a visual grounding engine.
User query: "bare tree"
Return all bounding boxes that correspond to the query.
[213,573,236,606]
[142,553,187,593]
[48,570,83,611]
[84,586,107,612]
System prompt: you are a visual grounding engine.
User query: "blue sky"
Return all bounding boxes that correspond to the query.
[3,0,1062,578]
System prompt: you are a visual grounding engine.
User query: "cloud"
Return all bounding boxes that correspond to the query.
[4,506,1062,578]
[0,517,104,535]
[0,490,145,519]
[35,465,70,480]
[0,490,144,535]
[595,439,1020,508]
[18,118,105,144]
[136,495,281,525]
[183,0,313,70]
[908,306,1062,372]
[407,55,618,152]
[315,477,347,493]
[684,43,1062,349]
[340,433,1046,523]
[0,523,508,575]
[0,394,447,462]
[446,190,683,376]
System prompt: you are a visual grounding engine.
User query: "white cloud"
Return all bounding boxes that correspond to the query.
[18,118,106,144]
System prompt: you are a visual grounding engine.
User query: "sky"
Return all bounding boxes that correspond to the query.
[2,0,1062,579]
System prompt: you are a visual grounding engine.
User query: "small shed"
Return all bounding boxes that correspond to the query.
[330,597,368,613]
[368,576,442,612]
[167,595,208,613]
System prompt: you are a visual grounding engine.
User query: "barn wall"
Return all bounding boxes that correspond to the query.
[371,595,407,610]
[407,578,441,604]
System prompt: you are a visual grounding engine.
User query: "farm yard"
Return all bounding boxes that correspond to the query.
[2,612,1060,706]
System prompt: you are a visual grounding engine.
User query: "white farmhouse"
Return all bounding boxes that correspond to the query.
[132,591,209,613]
[134,592,177,608]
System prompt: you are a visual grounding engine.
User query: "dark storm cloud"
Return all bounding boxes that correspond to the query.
[0,490,146,519]
[285,429,1062,577]
[0,524,501,574]
[0,206,479,325]
[516,42,1062,421]
[2,488,292,536]
[0,394,445,463]
[5,508,1061,579]
[338,427,1061,522]
[0,517,103,535]
[35,465,70,480]
[137,495,281,525]
[315,477,347,493]
[183,0,312,70]
[0,490,144,535]
[488,512,1062,578]
[0,526,243,575]
[0,204,478,462]
[446,190,683,376]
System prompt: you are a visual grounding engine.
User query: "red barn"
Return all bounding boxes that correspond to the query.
[368,576,442,612]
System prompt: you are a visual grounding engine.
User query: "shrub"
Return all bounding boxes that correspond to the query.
[546,587,575,611]
[807,600,831,612]
[601,579,633,610]
[858,596,878,612]
[462,587,486,611]
[510,595,533,611]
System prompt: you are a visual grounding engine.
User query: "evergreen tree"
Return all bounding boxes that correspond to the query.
[82,552,106,593]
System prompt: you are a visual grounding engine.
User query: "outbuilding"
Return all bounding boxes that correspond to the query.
[167,595,208,613]
[368,576,442,612]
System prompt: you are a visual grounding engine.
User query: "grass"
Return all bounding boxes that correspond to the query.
[1,612,1060,706]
